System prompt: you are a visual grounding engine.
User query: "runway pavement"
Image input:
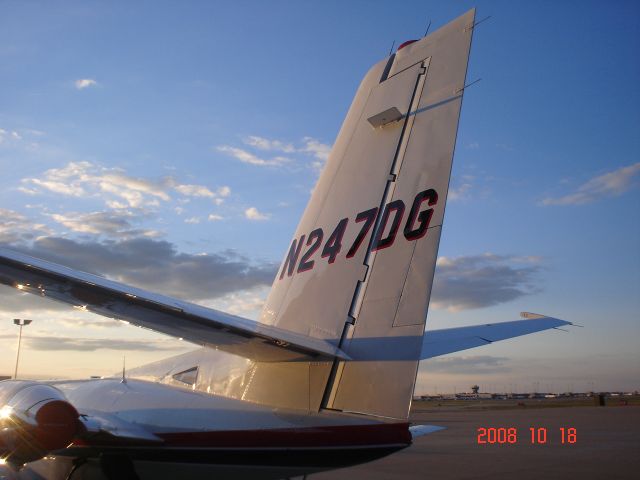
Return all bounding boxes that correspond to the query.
[313,405,640,479]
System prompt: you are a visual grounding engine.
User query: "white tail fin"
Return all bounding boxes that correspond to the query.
[253,10,475,419]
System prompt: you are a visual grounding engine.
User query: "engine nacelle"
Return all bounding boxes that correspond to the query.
[0,381,80,466]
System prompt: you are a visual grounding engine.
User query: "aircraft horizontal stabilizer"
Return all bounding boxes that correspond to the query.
[421,316,572,359]
[0,248,349,362]
[409,424,446,439]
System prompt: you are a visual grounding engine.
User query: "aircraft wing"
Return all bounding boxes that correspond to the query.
[0,248,349,362]
[420,315,572,359]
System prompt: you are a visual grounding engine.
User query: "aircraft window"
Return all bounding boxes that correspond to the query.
[172,366,198,386]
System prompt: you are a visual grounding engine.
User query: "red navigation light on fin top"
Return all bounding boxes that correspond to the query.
[397,39,418,51]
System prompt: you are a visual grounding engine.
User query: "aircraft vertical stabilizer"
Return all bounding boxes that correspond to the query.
[257,9,476,418]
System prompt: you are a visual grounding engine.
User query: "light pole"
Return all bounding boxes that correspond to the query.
[13,319,32,379]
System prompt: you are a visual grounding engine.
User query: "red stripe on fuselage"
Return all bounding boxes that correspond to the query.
[159,422,411,448]
[75,422,411,449]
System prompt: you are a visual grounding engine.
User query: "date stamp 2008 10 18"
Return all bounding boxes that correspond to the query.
[477,427,577,445]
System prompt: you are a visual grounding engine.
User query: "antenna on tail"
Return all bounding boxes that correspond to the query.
[424,20,432,37]
[121,356,127,384]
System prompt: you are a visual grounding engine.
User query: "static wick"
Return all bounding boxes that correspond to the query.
[465,15,492,32]
[455,78,482,94]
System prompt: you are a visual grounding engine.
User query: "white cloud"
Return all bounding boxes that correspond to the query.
[208,214,224,221]
[0,208,52,244]
[201,286,271,320]
[217,136,332,172]
[74,78,97,89]
[172,183,230,202]
[174,184,215,198]
[21,161,229,210]
[302,137,331,162]
[224,293,266,317]
[0,128,46,153]
[106,200,129,209]
[21,162,91,196]
[101,172,169,201]
[31,177,87,196]
[217,145,290,167]
[243,135,295,153]
[542,162,640,206]
[212,186,231,205]
[184,217,201,224]
[49,210,159,239]
[244,207,270,221]
[0,128,47,155]
[448,182,472,201]
[217,186,231,197]
[302,137,332,172]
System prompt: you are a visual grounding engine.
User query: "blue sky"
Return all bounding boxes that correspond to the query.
[1,1,638,393]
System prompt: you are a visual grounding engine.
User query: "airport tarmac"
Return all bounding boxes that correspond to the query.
[313,404,640,480]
